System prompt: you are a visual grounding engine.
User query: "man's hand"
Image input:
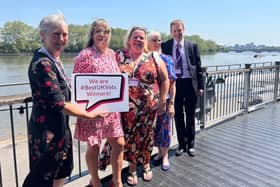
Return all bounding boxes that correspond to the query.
[198,89,204,96]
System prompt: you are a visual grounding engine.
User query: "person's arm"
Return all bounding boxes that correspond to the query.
[156,55,170,115]
[167,80,176,117]
[63,102,108,119]
[194,43,204,96]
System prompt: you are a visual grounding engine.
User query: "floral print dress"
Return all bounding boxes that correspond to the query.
[116,49,161,165]
[154,53,177,148]
[23,49,73,186]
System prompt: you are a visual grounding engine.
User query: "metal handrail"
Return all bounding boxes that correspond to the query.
[1,61,280,186]
[0,82,29,87]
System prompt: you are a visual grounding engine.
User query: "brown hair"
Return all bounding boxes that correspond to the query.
[85,18,111,48]
[170,19,185,32]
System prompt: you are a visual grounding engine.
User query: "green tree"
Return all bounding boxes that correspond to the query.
[110,28,127,50]
[0,20,220,54]
[1,21,39,53]
[66,24,89,52]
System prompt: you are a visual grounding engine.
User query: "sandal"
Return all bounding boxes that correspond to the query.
[127,171,138,186]
[142,166,153,182]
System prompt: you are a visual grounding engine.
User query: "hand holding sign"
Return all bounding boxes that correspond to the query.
[85,110,109,119]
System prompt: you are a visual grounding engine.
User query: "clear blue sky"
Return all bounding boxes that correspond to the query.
[0,0,279,46]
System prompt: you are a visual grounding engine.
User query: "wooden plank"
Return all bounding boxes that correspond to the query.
[106,103,280,187]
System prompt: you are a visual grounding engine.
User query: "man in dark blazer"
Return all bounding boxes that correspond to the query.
[161,19,204,157]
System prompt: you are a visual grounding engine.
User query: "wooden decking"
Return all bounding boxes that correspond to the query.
[104,103,280,187]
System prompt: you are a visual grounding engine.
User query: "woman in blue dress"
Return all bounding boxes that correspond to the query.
[147,31,177,171]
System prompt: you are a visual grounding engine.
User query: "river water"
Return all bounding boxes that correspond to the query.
[0,51,280,140]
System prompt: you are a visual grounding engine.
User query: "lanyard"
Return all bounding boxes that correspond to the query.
[131,53,147,78]
[38,47,71,89]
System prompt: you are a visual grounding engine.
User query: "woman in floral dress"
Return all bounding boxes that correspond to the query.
[23,14,105,187]
[73,19,124,187]
[115,26,169,185]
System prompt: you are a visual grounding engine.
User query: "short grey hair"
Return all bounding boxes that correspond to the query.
[147,31,161,41]
[39,13,67,34]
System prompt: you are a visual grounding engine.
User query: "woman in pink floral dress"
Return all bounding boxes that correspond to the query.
[73,19,124,187]
[115,27,169,185]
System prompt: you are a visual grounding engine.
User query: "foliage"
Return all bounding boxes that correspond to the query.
[0,21,220,54]
[0,21,40,53]
[110,27,127,50]
[65,24,89,52]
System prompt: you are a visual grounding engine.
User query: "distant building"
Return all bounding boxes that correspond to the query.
[228,42,279,52]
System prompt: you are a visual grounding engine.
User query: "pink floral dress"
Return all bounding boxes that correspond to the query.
[73,47,123,146]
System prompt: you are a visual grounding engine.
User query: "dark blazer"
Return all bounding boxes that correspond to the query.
[161,39,203,92]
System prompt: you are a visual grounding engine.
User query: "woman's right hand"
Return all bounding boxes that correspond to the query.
[86,111,109,119]
[63,102,109,119]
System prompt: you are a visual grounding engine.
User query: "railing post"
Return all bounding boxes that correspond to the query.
[9,105,19,187]
[24,97,33,170]
[200,67,207,129]
[243,64,251,112]
[273,61,280,100]
[25,100,31,170]
[0,161,2,187]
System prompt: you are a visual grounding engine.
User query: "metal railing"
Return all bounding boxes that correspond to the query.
[197,61,280,128]
[0,61,280,186]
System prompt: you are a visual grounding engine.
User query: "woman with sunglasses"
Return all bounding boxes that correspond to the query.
[147,31,177,172]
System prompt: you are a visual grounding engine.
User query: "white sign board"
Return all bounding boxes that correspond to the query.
[72,73,129,112]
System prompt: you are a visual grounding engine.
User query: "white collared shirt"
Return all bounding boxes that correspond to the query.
[172,39,191,78]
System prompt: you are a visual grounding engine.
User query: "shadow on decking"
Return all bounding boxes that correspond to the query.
[101,103,280,187]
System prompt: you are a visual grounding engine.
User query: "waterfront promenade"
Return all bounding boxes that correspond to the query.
[64,101,280,187]
[1,99,280,187]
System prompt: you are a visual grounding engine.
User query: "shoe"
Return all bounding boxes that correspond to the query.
[161,159,170,171]
[188,148,196,157]
[152,154,162,166]
[175,148,186,156]
[127,171,138,186]
[161,164,170,171]
[142,166,153,182]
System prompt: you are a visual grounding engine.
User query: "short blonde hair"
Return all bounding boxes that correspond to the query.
[147,31,162,52]
[147,31,161,41]
[123,26,147,49]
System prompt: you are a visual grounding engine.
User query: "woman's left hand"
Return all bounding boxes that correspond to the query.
[167,103,175,117]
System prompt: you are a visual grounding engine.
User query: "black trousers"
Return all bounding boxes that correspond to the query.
[174,78,197,149]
